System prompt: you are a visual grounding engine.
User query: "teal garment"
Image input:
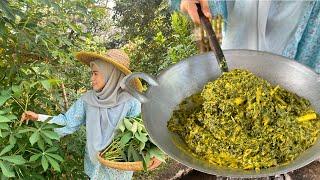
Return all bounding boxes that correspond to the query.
[289,2,320,73]
[170,0,320,73]
[50,96,141,180]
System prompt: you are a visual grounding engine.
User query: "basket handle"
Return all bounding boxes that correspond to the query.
[120,72,159,103]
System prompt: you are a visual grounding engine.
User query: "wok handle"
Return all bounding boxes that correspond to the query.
[120,72,159,103]
[196,3,228,72]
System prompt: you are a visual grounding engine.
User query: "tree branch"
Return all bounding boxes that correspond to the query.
[61,82,69,111]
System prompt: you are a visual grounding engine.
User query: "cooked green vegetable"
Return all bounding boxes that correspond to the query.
[168,69,320,170]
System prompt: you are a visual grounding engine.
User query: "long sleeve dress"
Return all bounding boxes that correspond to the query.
[39,96,141,180]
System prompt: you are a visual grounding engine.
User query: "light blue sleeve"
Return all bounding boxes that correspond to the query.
[50,97,86,137]
[126,98,141,117]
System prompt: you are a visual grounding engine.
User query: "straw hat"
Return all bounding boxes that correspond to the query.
[75,49,143,92]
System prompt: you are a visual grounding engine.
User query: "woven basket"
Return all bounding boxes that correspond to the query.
[97,152,162,171]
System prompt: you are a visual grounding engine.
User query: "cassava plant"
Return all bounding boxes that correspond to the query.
[0,79,63,178]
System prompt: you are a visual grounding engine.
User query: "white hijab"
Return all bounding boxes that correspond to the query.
[83,60,132,108]
[82,59,133,164]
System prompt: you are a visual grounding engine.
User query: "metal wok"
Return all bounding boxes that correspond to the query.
[121,49,320,178]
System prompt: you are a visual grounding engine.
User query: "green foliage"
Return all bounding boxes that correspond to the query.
[0,82,64,178]
[103,116,165,170]
[0,0,108,178]
[58,127,87,179]
[112,0,169,43]
[115,1,198,75]
[0,0,109,103]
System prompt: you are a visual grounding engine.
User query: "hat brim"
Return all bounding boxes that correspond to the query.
[75,51,143,92]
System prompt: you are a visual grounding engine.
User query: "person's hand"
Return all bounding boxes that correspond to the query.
[180,0,212,24]
[20,111,38,123]
[147,157,162,170]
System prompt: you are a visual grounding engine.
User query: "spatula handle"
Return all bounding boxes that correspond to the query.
[196,3,228,72]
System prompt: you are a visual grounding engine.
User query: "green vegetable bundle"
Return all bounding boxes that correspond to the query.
[168,69,320,170]
[102,116,165,170]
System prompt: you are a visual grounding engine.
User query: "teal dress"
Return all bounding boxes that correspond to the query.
[170,0,320,73]
[47,96,141,180]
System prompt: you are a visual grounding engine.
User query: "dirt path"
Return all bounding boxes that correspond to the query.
[134,159,320,180]
[178,161,320,180]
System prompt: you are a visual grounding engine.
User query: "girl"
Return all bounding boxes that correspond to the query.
[21,49,143,179]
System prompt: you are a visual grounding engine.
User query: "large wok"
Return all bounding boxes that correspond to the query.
[121,49,320,178]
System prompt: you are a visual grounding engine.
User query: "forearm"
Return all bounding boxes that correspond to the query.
[37,114,67,126]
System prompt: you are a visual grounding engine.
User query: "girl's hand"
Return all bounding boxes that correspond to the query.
[180,0,212,24]
[148,158,162,170]
[20,111,39,122]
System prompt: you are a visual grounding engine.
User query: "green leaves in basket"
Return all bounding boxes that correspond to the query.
[135,132,148,143]
[102,116,165,171]
[131,121,138,134]
[148,147,166,162]
[123,118,132,130]
[127,143,134,162]
[118,119,126,133]
[120,131,132,148]
[127,143,142,162]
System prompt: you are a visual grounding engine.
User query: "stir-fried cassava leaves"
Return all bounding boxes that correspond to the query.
[168,69,320,170]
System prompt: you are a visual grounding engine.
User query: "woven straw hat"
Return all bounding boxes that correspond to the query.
[75,49,143,92]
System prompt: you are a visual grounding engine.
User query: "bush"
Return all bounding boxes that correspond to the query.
[0,0,108,178]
